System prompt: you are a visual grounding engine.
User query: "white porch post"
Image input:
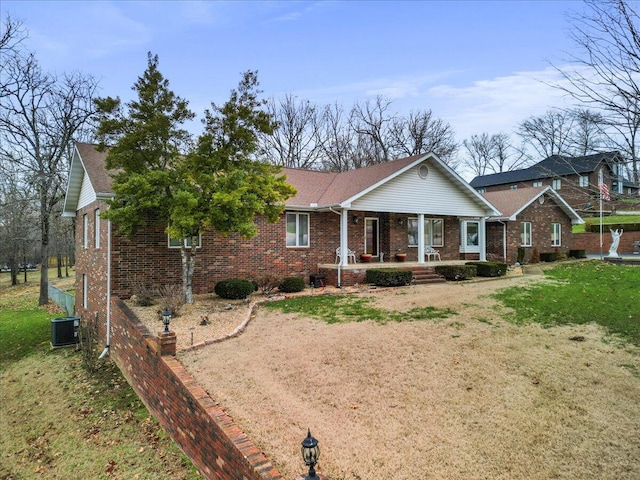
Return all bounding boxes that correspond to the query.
[339,210,349,266]
[417,213,425,264]
[479,217,487,261]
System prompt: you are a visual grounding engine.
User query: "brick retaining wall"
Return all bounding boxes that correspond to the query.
[109,297,284,480]
[572,231,640,255]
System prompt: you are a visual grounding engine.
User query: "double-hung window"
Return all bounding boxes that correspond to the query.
[532,180,542,187]
[83,214,89,250]
[286,212,309,247]
[407,218,444,247]
[551,223,561,246]
[521,222,532,246]
[579,175,589,188]
[94,209,101,249]
[552,178,561,190]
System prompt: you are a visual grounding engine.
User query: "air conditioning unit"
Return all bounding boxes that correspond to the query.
[51,316,79,348]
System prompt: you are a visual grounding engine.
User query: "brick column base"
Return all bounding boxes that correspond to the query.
[158,331,176,356]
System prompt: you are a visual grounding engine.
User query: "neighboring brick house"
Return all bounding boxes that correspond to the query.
[470,152,629,211]
[62,142,499,337]
[482,186,584,264]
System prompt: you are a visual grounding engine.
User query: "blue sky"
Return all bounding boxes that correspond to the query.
[4,0,589,143]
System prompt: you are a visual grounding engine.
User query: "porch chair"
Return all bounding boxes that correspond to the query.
[335,247,357,264]
[425,246,441,261]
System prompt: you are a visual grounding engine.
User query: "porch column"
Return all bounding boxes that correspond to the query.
[417,213,425,264]
[479,217,487,261]
[339,209,349,266]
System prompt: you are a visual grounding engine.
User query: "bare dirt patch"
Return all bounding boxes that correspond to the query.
[167,273,638,479]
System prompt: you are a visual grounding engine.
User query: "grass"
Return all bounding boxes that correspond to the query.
[572,213,640,233]
[493,260,640,345]
[264,293,456,324]
[0,275,200,479]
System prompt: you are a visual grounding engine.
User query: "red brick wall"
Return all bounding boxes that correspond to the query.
[108,298,284,480]
[572,230,640,254]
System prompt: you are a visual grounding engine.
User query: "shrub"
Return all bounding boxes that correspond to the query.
[539,252,558,262]
[255,274,281,295]
[465,261,507,277]
[365,269,413,287]
[278,277,306,293]
[530,248,540,264]
[157,284,184,316]
[434,264,477,281]
[214,278,255,300]
[130,275,155,306]
[517,246,526,264]
[569,249,586,259]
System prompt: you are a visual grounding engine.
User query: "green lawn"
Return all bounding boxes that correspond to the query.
[573,214,640,233]
[493,260,640,345]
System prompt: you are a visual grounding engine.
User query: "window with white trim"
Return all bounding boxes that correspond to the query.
[476,187,486,194]
[510,185,518,190]
[552,178,561,190]
[168,234,202,248]
[408,218,444,247]
[459,220,480,254]
[82,274,88,309]
[578,175,589,187]
[521,222,532,246]
[551,223,561,246]
[286,212,309,247]
[532,180,543,187]
[83,214,88,250]
[94,208,101,249]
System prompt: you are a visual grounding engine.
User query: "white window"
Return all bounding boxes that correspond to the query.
[551,223,561,246]
[510,185,518,190]
[552,178,561,190]
[168,234,202,248]
[286,212,309,247]
[532,180,543,187]
[521,222,532,247]
[579,175,589,187]
[459,220,480,254]
[82,274,88,309]
[94,209,100,249]
[477,187,486,194]
[408,218,444,247]
[83,214,88,249]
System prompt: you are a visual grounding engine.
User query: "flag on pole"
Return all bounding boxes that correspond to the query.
[598,171,610,201]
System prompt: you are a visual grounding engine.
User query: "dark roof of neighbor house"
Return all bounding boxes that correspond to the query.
[482,186,584,224]
[469,151,622,188]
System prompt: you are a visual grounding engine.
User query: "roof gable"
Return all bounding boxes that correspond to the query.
[483,186,584,224]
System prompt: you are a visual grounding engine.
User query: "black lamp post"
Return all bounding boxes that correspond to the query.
[301,429,320,479]
[161,309,172,333]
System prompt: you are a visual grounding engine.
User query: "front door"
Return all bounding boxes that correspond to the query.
[364,217,379,256]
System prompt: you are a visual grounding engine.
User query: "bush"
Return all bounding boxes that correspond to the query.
[539,252,558,262]
[157,284,184,316]
[569,249,586,259]
[365,269,413,287]
[255,274,281,295]
[434,264,477,281]
[517,247,526,264]
[278,277,306,293]
[465,261,507,277]
[214,278,255,300]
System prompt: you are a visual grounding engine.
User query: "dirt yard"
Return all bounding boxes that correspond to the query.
[141,273,639,479]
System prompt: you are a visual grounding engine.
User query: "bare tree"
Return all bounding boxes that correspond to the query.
[389,109,459,166]
[463,133,528,176]
[518,110,576,158]
[552,0,640,182]
[0,36,98,304]
[0,15,26,57]
[568,108,607,155]
[317,102,356,172]
[349,96,394,165]
[259,94,323,169]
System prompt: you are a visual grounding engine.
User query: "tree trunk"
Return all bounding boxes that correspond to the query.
[180,242,197,304]
[38,199,49,306]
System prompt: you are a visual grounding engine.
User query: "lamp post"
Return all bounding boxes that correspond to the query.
[161,309,172,333]
[301,429,320,480]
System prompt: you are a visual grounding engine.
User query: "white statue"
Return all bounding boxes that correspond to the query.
[608,229,623,257]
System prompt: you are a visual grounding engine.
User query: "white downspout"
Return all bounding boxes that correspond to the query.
[98,218,112,359]
[479,217,487,262]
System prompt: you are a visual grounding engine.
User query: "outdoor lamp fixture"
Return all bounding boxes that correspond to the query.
[301,429,320,479]
[161,309,172,333]
[397,217,404,226]
[352,215,359,224]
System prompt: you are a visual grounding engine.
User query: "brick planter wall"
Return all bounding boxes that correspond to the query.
[572,230,640,255]
[109,298,283,480]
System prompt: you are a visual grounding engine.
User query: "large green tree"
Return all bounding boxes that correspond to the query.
[95,53,295,303]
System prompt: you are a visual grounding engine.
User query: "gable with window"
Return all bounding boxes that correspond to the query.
[286,212,309,247]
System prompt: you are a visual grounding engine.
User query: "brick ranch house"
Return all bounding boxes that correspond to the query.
[482,186,584,264]
[62,142,500,316]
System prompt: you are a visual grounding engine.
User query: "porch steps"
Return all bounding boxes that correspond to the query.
[401,266,446,285]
